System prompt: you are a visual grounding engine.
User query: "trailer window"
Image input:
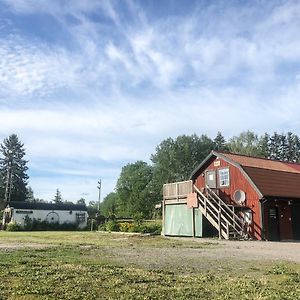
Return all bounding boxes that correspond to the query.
[76,213,86,223]
[218,168,230,187]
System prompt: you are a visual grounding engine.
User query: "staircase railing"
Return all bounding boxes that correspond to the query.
[193,185,246,239]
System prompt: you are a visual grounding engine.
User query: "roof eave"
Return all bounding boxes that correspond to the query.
[190,150,264,199]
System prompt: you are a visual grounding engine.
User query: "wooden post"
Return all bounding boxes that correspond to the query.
[218,206,221,239]
[232,206,235,231]
[162,198,165,236]
[90,219,94,231]
[192,207,195,238]
[226,222,229,239]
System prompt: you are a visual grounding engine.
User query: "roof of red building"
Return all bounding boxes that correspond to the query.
[221,152,300,174]
[191,151,300,199]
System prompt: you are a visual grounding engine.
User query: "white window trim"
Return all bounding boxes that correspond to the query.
[218,168,230,187]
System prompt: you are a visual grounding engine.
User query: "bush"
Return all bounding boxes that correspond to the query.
[131,223,162,234]
[104,220,119,232]
[133,213,144,225]
[99,220,162,235]
[23,218,80,231]
[6,222,22,231]
[140,223,162,235]
[119,222,134,232]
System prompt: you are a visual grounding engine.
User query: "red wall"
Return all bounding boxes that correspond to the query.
[194,157,262,240]
[264,200,293,240]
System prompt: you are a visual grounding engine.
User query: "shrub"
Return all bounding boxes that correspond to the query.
[129,223,162,235]
[98,223,106,231]
[23,218,80,231]
[6,222,22,231]
[140,223,162,235]
[128,223,141,233]
[119,222,134,232]
[133,213,144,225]
[105,220,119,232]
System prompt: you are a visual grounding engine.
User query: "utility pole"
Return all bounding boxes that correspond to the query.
[97,179,102,214]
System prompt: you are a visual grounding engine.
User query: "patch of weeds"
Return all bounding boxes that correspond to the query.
[0,232,300,299]
[269,263,290,275]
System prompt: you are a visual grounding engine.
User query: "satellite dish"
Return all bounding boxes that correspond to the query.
[233,190,246,204]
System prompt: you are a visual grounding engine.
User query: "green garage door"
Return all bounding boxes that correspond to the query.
[164,204,203,237]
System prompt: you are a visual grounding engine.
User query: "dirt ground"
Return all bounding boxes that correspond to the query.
[171,237,300,262]
[101,236,300,273]
[0,234,299,273]
[0,243,51,251]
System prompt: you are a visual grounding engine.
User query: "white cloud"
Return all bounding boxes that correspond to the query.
[0,36,83,99]
[1,0,300,201]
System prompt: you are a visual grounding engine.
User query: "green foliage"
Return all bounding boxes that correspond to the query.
[77,198,86,205]
[116,161,155,218]
[26,186,35,202]
[53,188,63,203]
[151,134,214,185]
[100,192,118,217]
[87,201,98,218]
[268,132,300,162]
[22,217,81,231]
[213,131,228,151]
[6,222,22,231]
[133,212,144,225]
[119,222,134,232]
[102,220,162,235]
[0,134,29,202]
[32,220,79,231]
[228,131,300,162]
[227,131,261,156]
[103,220,119,232]
[138,222,162,234]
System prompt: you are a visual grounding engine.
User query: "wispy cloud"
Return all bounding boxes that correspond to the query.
[0,0,300,201]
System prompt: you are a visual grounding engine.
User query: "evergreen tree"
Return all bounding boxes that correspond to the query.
[292,134,300,162]
[269,132,283,160]
[257,133,270,158]
[0,134,29,202]
[279,134,288,161]
[26,186,35,202]
[53,189,63,203]
[213,132,228,151]
[286,132,295,162]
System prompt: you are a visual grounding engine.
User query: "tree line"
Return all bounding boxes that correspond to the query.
[1,131,300,218]
[100,131,300,219]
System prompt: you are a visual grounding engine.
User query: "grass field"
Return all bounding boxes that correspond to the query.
[0,231,300,299]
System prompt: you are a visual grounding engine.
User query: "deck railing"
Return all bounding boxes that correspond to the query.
[163,180,193,200]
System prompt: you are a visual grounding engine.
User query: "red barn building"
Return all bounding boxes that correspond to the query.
[162,151,300,241]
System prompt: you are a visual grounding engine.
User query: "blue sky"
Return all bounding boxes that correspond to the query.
[0,0,300,202]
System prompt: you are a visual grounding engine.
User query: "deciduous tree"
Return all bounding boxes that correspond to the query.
[116,161,155,218]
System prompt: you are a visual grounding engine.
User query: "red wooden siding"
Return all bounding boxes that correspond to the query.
[194,157,262,240]
[264,200,293,240]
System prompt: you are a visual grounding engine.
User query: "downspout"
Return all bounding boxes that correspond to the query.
[259,198,268,240]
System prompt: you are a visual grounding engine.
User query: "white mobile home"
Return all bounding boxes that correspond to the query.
[2,201,88,229]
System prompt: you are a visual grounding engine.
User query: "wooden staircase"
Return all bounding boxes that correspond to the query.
[193,185,247,240]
